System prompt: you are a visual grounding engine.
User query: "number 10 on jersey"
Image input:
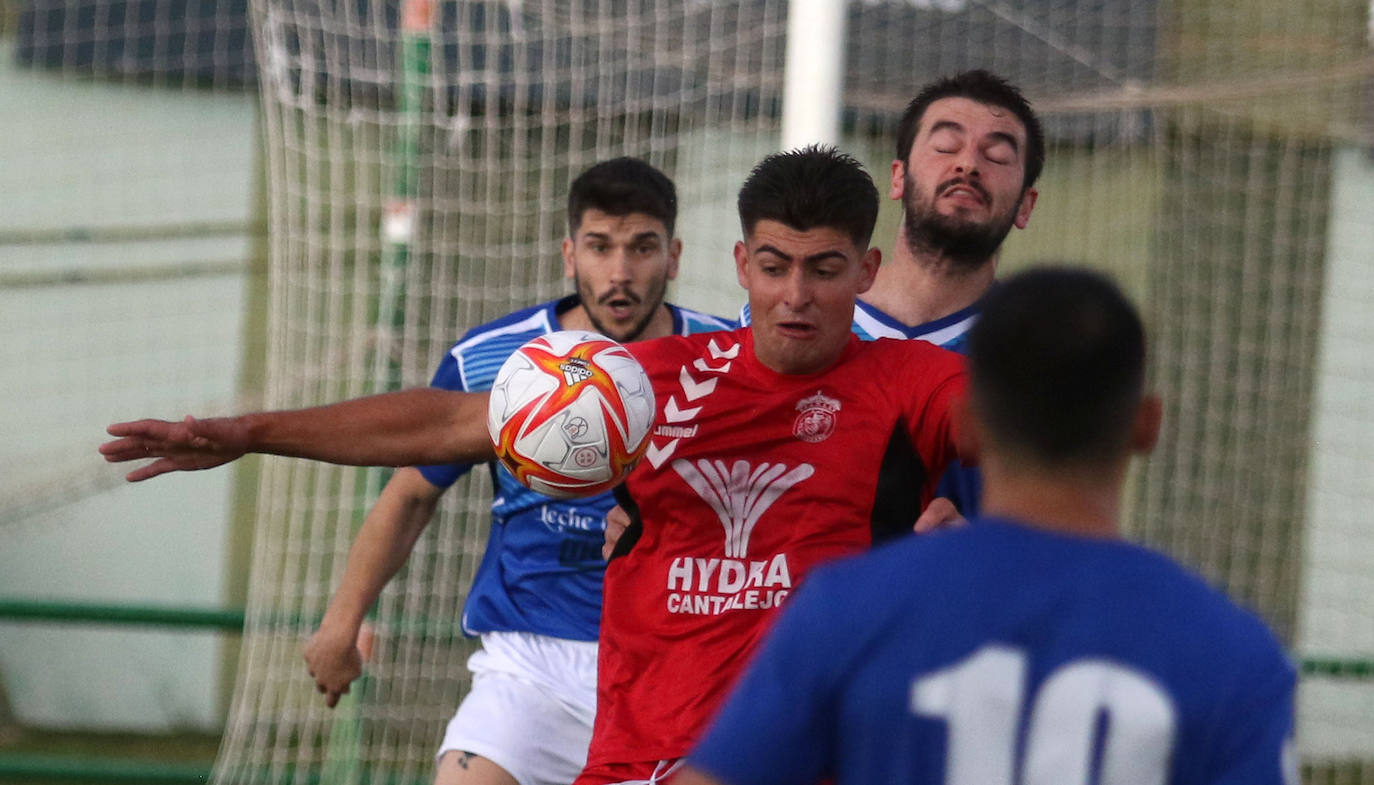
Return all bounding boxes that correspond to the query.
[910,644,1176,785]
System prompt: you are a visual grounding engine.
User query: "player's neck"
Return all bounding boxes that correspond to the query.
[860,234,996,327]
[979,459,1126,539]
[558,303,676,341]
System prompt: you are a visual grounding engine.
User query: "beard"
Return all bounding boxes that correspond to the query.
[902,171,1020,273]
[576,273,669,343]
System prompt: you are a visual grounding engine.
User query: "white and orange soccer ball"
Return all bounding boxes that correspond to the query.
[486,331,657,499]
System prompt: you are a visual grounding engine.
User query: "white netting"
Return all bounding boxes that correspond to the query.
[223,3,792,783]
[230,1,1374,782]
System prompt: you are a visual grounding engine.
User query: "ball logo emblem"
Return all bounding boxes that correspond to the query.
[563,416,590,440]
[487,331,656,499]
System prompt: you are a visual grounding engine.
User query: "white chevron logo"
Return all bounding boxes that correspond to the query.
[708,339,742,360]
[672,459,815,558]
[646,440,680,469]
[679,367,717,401]
[664,396,700,423]
[694,357,732,374]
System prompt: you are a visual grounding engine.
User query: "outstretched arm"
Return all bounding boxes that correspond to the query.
[101,387,493,481]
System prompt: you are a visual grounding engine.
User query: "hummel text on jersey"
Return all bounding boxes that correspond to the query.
[665,554,792,616]
[654,424,698,439]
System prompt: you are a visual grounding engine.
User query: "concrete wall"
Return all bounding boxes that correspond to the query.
[0,42,257,731]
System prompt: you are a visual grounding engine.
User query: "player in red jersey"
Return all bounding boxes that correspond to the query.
[578,148,964,784]
[101,147,966,785]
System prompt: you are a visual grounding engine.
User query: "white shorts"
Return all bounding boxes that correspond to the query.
[438,631,599,785]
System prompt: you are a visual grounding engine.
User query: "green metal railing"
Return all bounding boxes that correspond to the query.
[0,754,213,783]
[0,600,245,630]
[0,599,244,783]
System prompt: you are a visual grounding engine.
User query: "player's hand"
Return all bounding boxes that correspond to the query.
[603,505,631,561]
[303,622,374,709]
[100,415,250,482]
[913,496,966,534]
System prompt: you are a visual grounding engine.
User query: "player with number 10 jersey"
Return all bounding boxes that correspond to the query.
[689,521,1295,785]
[684,269,1295,785]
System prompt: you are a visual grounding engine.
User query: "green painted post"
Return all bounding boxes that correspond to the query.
[324,1,434,783]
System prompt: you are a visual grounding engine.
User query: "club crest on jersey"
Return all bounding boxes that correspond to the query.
[560,358,594,386]
[793,391,840,443]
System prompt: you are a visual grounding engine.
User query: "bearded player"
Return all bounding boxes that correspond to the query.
[733,70,1042,528]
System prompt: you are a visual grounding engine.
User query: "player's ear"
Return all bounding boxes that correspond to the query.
[1013,187,1038,230]
[666,237,683,280]
[1131,394,1162,455]
[889,159,907,201]
[856,247,881,294]
[561,236,577,278]
[734,241,750,290]
[954,394,980,464]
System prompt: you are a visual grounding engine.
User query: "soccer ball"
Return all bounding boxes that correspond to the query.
[487,330,657,498]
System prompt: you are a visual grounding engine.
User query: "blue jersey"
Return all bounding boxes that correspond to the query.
[740,298,983,515]
[418,296,734,641]
[691,519,1296,785]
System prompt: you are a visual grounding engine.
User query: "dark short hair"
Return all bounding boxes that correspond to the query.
[895,69,1045,191]
[968,266,1145,466]
[567,157,677,236]
[736,145,879,248]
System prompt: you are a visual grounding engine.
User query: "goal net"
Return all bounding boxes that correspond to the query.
[3,0,1371,781]
[233,1,1374,781]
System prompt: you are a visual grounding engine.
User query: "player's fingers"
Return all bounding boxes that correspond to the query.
[104,420,151,437]
[356,622,376,662]
[125,459,182,483]
[603,518,627,558]
[98,439,147,462]
[105,419,180,439]
[913,497,965,534]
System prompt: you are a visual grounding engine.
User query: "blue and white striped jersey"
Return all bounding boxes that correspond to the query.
[419,295,734,641]
[739,298,979,348]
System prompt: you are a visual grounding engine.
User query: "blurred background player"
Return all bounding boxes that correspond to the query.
[878,69,1041,523]
[301,157,732,785]
[679,267,1295,785]
[100,146,968,785]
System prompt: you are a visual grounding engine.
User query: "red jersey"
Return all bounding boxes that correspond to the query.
[585,326,965,769]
